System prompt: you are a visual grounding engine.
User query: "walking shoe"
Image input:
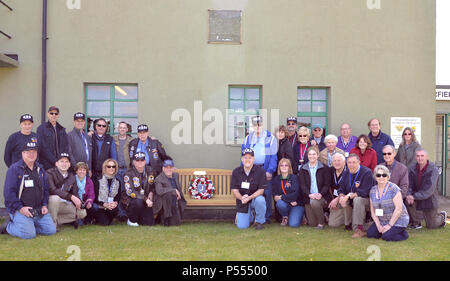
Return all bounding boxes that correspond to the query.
[440,211,447,228]
[254,223,264,230]
[345,224,352,231]
[316,224,324,230]
[352,228,366,238]
[409,223,423,230]
[72,220,79,230]
[127,219,139,227]
[0,217,11,234]
[280,216,288,226]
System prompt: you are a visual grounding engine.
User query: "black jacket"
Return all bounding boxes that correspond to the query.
[298,161,331,204]
[293,141,312,172]
[272,174,305,206]
[277,138,295,174]
[129,137,170,174]
[36,121,69,170]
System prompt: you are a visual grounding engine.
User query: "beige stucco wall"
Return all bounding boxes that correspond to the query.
[0,0,436,206]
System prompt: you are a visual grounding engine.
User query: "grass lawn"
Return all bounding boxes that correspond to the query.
[0,219,449,261]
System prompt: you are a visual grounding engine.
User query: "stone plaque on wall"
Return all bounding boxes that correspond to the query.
[208,10,242,44]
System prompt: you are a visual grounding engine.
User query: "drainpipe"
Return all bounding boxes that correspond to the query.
[41,0,47,123]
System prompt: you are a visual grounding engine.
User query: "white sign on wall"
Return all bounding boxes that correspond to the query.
[390,117,421,148]
[436,88,450,100]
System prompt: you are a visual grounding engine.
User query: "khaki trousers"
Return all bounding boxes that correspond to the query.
[406,201,443,229]
[48,195,86,226]
[351,197,370,230]
[305,198,326,226]
[328,203,352,227]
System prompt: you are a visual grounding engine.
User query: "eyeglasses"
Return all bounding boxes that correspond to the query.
[287,122,296,126]
[375,174,388,178]
[97,124,107,128]
[49,112,59,116]
[279,164,289,167]
[314,128,322,131]
[382,152,392,156]
[106,165,116,169]
[403,133,412,136]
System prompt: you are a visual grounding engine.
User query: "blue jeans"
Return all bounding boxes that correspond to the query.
[275,200,305,227]
[367,223,409,242]
[236,196,266,229]
[7,211,56,239]
[264,179,273,222]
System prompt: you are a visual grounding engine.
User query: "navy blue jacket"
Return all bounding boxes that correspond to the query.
[36,121,69,170]
[337,165,375,198]
[4,131,38,167]
[368,130,394,164]
[3,159,50,214]
[272,174,304,206]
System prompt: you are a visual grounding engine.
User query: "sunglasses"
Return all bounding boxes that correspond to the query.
[314,128,322,131]
[106,165,116,169]
[97,124,107,128]
[298,135,308,138]
[382,152,392,156]
[376,174,388,178]
[287,122,296,126]
[403,133,412,136]
[49,112,59,116]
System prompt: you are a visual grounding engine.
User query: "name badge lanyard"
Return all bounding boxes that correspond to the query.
[281,178,289,195]
[290,134,297,147]
[376,182,391,201]
[299,142,309,163]
[349,166,361,193]
[334,166,346,186]
[340,136,350,151]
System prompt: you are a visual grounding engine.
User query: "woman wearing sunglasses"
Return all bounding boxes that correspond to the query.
[94,159,121,225]
[293,126,312,173]
[367,165,409,241]
[395,127,421,167]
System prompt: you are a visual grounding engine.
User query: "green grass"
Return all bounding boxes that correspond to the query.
[0,219,449,261]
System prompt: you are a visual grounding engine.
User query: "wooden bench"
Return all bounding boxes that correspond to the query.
[177,168,235,207]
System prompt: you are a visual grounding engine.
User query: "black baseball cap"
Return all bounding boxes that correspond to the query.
[57,152,71,161]
[73,112,85,121]
[241,148,255,157]
[137,124,149,132]
[22,141,38,152]
[133,152,146,161]
[287,116,297,123]
[20,114,33,124]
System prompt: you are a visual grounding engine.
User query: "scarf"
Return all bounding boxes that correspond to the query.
[76,176,86,199]
[98,174,120,203]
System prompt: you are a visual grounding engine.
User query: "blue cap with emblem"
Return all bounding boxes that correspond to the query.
[163,159,174,167]
[22,141,38,152]
[241,148,255,157]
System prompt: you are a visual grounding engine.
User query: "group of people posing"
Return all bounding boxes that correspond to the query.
[0,107,447,242]
[233,116,447,241]
[1,106,186,239]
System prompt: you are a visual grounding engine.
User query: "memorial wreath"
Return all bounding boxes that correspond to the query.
[189,171,215,199]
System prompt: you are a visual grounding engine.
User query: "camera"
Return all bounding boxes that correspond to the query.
[29,207,43,218]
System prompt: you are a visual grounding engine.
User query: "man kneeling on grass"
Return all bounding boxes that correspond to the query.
[121,152,157,227]
[232,148,267,230]
[1,142,56,239]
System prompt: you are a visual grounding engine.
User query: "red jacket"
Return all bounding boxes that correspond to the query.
[350,147,377,171]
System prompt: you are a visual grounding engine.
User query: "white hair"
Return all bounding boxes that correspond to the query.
[324,134,338,144]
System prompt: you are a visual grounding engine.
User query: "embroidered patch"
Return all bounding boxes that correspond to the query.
[133,177,140,187]
[124,175,130,183]
[148,175,154,184]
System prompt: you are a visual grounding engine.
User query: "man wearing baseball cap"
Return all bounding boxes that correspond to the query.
[1,142,57,239]
[4,114,39,168]
[310,124,326,151]
[47,152,86,230]
[241,116,277,224]
[67,112,92,170]
[231,148,268,230]
[121,152,158,227]
[286,116,298,147]
[36,106,69,170]
[129,123,170,175]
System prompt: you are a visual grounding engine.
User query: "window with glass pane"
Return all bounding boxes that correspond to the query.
[228,86,261,142]
[85,84,138,135]
[297,87,328,132]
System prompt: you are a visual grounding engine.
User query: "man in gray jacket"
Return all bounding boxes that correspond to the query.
[406,149,447,229]
[67,112,92,170]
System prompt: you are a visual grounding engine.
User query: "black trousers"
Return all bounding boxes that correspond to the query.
[95,207,118,226]
[127,199,154,226]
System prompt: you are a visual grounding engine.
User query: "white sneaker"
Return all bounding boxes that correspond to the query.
[127,219,139,227]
